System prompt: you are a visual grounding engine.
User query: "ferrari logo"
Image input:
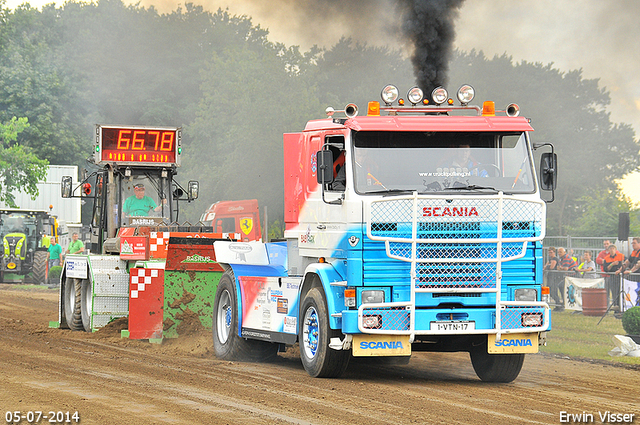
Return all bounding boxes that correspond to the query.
[240,217,253,236]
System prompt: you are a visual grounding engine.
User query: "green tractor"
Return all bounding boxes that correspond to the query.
[0,209,58,284]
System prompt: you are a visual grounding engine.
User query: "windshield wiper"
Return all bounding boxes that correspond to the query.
[366,189,419,196]
[447,184,498,192]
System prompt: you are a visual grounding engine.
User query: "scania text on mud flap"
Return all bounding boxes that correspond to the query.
[211,85,557,382]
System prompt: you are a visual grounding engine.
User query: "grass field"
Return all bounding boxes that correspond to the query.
[541,310,640,366]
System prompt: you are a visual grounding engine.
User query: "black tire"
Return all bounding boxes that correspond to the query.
[64,277,84,331]
[212,271,278,361]
[32,251,48,285]
[80,279,93,332]
[299,287,350,378]
[470,344,525,383]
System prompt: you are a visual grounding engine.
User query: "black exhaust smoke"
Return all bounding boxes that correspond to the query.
[396,0,465,95]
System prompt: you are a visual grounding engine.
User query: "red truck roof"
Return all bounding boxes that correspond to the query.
[304,115,534,133]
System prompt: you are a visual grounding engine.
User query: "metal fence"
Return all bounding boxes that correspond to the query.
[543,269,640,313]
[543,236,634,264]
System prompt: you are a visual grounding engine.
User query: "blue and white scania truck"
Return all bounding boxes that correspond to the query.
[211,85,557,382]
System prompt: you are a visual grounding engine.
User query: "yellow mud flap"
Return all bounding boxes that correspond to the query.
[352,334,411,357]
[488,333,539,354]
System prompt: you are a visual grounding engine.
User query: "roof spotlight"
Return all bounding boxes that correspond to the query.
[431,87,448,105]
[407,86,424,105]
[457,84,475,105]
[381,85,399,105]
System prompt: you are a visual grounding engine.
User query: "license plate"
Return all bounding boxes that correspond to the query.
[430,320,475,333]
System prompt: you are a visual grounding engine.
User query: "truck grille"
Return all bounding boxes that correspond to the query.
[367,195,544,291]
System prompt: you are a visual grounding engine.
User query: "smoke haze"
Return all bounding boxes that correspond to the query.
[396,0,465,93]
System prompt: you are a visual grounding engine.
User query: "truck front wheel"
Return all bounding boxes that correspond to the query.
[63,277,84,331]
[212,271,277,361]
[299,287,350,378]
[469,344,525,383]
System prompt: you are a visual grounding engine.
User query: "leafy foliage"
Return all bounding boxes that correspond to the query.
[0,2,637,234]
[621,306,640,335]
[0,116,48,207]
[450,51,640,235]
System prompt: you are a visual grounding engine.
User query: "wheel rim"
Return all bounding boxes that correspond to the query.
[65,280,75,320]
[302,305,319,359]
[216,289,232,344]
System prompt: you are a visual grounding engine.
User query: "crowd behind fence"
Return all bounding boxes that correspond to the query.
[543,236,633,264]
[543,269,639,313]
[542,235,640,313]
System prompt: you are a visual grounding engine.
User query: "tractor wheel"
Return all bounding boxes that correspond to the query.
[212,271,278,361]
[32,251,49,285]
[299,287,350,378]
[470,343,525,383]
[80,279,93,332]
[64,277,84,331]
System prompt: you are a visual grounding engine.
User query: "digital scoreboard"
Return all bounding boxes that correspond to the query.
[94,125,181,166]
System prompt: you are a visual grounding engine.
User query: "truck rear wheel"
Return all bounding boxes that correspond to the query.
[32,251,48,285]
[299,287,350,378]
[64,277,84,331]
[80,279,93,332]
[212,271,277,361]
[470,344,525,383]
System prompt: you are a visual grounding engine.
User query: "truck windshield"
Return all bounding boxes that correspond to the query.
[352,131,535,194]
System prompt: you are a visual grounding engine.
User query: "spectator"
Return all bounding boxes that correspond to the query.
[596,240,611,272]
[47,237,62,268]
[66,233,85,255]
[557,247,578,272]
[623,237,640,281]
[555,247,577,310]
[568,248,578,264]
[576,250,597,279]
[544,247,561,306]
[602,244,624,309]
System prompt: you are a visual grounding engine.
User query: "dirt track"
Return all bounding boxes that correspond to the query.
[1,284,639,425]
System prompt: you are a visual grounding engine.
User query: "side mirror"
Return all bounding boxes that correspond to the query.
[61,176,73,198]
[188,181,199,200]
[316,150,334,184]
[540,152,557,191]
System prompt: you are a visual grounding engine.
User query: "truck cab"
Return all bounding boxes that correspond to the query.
[200,199,262,242]
[212,85,557,382]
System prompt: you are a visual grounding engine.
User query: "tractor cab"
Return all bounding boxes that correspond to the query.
[62,125,199,254]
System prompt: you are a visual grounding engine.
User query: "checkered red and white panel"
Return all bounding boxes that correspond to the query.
[130,268,160,299]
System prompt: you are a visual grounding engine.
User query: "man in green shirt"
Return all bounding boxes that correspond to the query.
[123,183,166,217]
[67,233,84,255]
[48,237,62,267]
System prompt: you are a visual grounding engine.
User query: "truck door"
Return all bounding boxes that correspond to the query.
[298,133,349,259]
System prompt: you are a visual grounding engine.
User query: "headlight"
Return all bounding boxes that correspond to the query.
[515,288,538,302]
[407,86,424,105]
[362,315,382,329]
[362,290,385,304]
[381,85,399,104]
[457,84,475,105]
[431,87,448,105]
[522,312,543,327]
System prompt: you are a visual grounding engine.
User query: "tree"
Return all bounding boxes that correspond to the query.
[0,117,48,207]
[449,51,640,235]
